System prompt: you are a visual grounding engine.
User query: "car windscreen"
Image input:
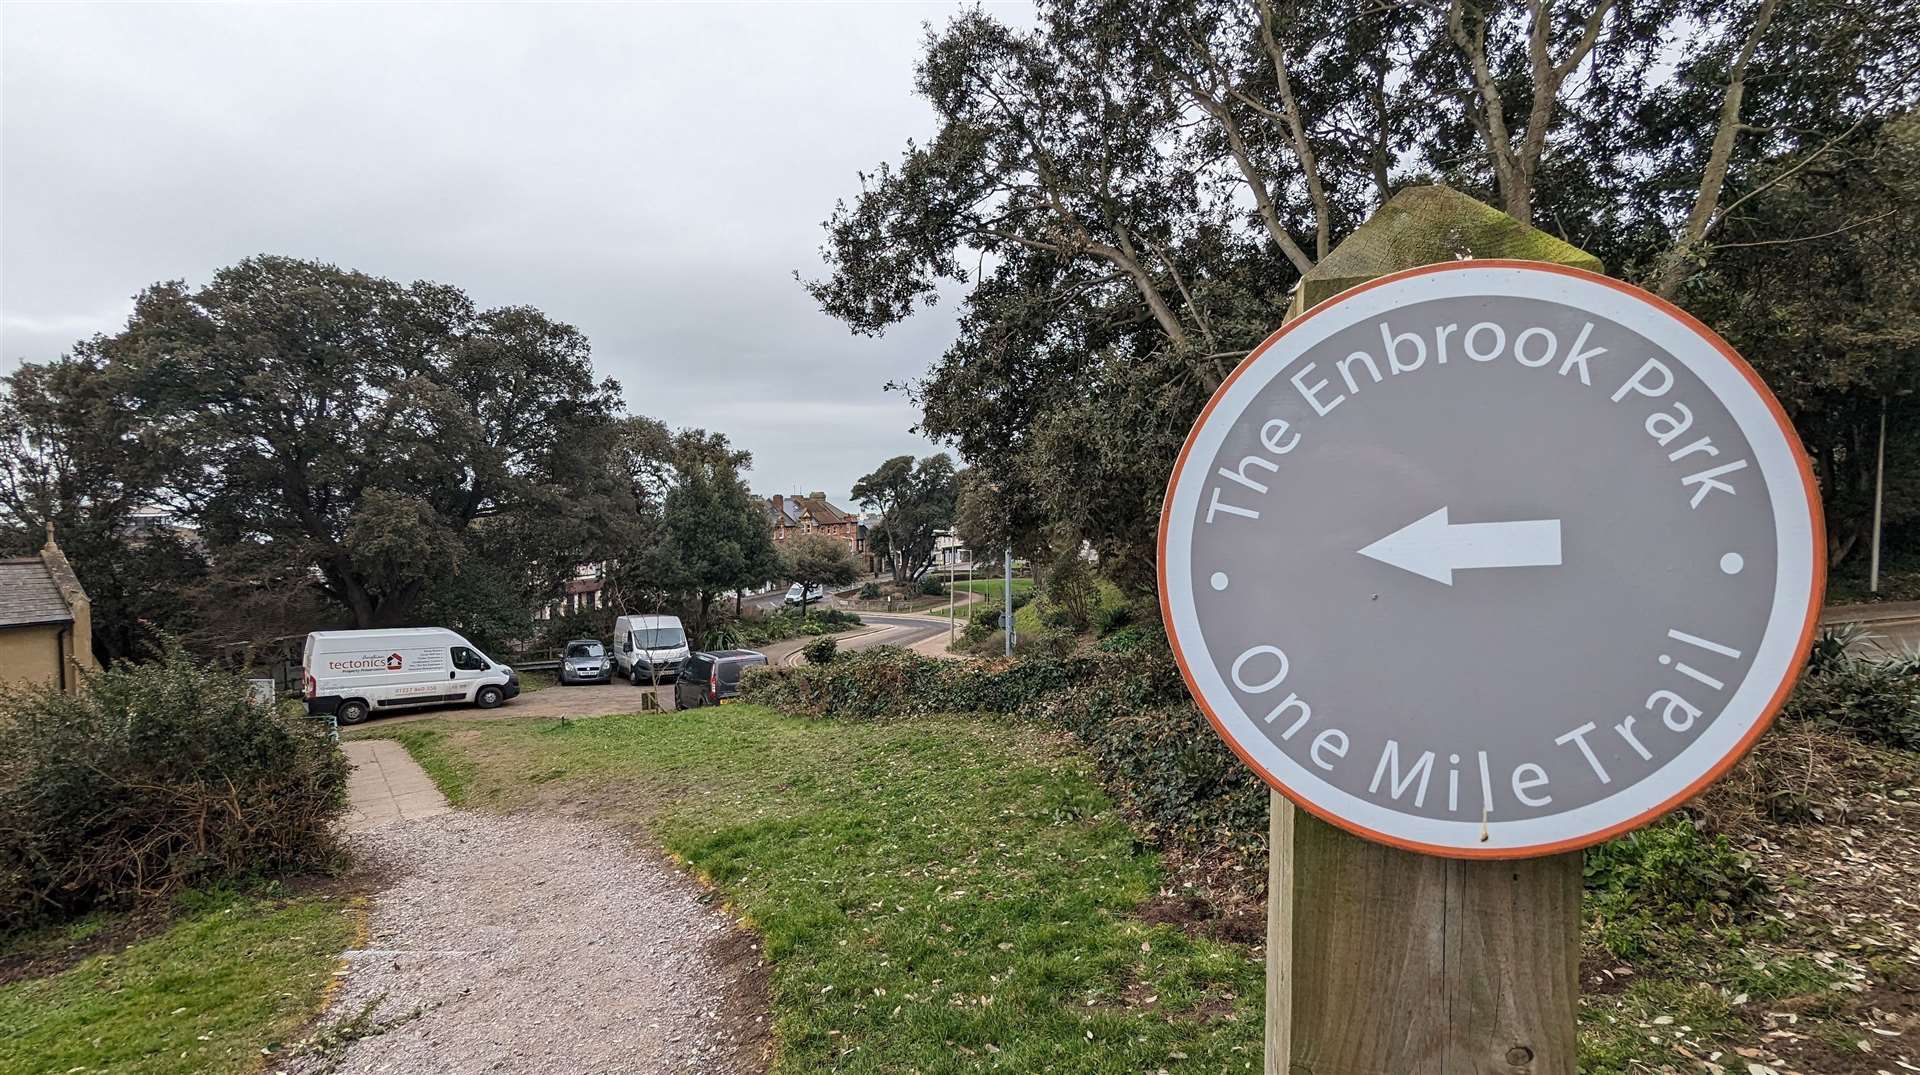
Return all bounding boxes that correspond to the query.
[566,642,603,659]
[632,627,686,649]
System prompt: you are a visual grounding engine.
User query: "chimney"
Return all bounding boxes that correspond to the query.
[810,491,827,500]
[772,494,784,516]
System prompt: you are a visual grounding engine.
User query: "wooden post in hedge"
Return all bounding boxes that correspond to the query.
[1263,186,1597,1075]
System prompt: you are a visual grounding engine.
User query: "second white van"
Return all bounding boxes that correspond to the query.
[304,627,520,725]
[611,614,689,685]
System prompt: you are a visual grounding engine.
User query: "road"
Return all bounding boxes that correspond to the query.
[797,611,951,662]
[1841,618,1920,656]
[737,579,882,612]
[1823,601,1920,657]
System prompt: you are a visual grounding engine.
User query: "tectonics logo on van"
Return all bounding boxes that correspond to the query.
[326,654,395,673]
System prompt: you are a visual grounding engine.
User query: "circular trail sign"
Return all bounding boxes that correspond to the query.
[1159,261,1824,858]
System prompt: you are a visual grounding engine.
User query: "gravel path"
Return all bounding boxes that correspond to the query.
[291,812,766,1075]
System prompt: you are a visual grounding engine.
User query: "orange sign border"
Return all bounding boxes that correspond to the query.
[1156,259,1827,859]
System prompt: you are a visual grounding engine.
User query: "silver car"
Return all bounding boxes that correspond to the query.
[557,639,612,685]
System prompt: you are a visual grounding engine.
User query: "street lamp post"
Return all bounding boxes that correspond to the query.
[1871,396,1888,594]
[1004,546,1014,656]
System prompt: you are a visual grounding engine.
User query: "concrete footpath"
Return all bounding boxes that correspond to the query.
[342,739,451,831]
[1824,599,1920,625]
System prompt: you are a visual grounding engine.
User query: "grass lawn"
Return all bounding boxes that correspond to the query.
[377,706,1264,1073]
[0,889,361,1075]
[353,701,1920,1075]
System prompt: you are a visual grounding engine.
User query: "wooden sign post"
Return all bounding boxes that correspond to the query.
[1268,187,1593,1075]
[1156,186,1823,1074]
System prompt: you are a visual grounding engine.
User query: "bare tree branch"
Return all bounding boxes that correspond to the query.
[1712,208,1900,248]
[1256,0,1334,257]
[1650,0,1782,298]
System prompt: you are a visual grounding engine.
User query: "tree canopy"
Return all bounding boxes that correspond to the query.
[780,533,861,616]
[0,256,665,656]
[621,430,780,647]
[852,453,958,583]
[808,0,1920,585]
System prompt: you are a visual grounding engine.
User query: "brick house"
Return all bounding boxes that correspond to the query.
[765,492,874,573]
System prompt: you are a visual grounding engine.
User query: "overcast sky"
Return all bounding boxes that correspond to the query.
[0,2,1028,507]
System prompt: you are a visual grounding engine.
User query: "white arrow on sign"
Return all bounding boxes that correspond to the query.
[1357,506,1562,585]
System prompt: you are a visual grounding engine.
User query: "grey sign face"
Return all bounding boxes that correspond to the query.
[1160,265,1821,857]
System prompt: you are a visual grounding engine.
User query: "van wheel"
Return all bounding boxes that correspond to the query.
[630,666,644,687]
[337,699,370,725]
[475,685,504,709]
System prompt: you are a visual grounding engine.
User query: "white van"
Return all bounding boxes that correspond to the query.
[611,614,689,685]
[303,628,520,725]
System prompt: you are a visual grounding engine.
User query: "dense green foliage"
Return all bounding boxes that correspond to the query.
[617,431,780,649]
[1782,642,1920,749]
[382,707,1265,1073]
[0,257,663,656]
[1687,115,1920,563]
[704,607,864,649]
[0,256,805,662]
[0,649,348,930]
[0,359,210,663]
[809,1,1920,589]
[802,635,839,664]
[852,453,958,584]
[1583,818,1769,959]
[779,533,860,616]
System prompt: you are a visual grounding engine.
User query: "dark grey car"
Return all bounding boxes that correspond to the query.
[674,649,768,708]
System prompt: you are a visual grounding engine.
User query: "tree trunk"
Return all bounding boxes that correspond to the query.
[695,591,714,650]
[1650,0,1780,299]
[330,559,377,628]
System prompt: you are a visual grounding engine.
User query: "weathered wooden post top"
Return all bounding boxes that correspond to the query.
[1157,185,1824,1074]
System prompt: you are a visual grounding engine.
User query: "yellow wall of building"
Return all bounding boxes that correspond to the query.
[0,623,69,691]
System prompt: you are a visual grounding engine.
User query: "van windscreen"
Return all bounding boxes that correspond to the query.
[633,627,686,649]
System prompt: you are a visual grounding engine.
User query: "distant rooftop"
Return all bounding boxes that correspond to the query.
[0,556,74,628]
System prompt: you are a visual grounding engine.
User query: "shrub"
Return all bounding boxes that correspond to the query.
[1041,556,1097,633]
[1094,603,1134,637]
[858,582,883,600]
[1781,649,1920,751]
[723,607,863,647]
[1802,625,1863,676]
[916,575,946,597]
[961,606,1000,644]
[803,636,838,664]
[0,647,349,930]
[1097,624,1152,653]
[1585,818,1767,959]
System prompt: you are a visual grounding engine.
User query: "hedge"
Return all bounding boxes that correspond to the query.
[0,647,349,930]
